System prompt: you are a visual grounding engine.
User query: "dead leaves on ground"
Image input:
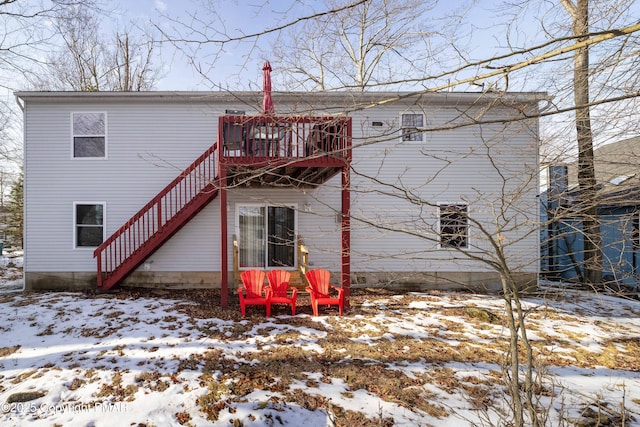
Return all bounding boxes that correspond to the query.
[0,345,20,357]
[2,287,640,426]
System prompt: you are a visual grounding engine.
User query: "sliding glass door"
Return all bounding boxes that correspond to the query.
[238,205,296,268]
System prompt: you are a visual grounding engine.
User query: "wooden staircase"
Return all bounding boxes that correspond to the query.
[94,113,350,294]
[94,143,219,291]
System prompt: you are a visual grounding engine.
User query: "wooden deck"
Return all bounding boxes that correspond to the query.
[219,115,351,188]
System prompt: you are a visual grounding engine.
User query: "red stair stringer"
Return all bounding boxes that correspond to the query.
[94,143,219,291]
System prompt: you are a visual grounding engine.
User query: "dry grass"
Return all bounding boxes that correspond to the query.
[110,287,636,424]
[0,345,20,357]
[6,391,47,403]
[96,371,138,401]
[2,285,639,426]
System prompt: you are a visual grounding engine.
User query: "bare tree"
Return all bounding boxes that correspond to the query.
[41,5,105,91]
[0,1,101,168]
[529,0,640,286]
[33,5,160,91]
[270,0,439,91]
[33,0,639,426]
[561,0,602,285]
[109,30,160,91]
[0,1,100,88]
[154,0,375,90]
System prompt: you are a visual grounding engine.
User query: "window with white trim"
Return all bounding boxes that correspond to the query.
[237,204,296,268]
[72,112,106,158]
[401,113,424,142]
[75,203,105,247]
[439,203,468,249]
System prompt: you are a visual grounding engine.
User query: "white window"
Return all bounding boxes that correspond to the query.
[72,112,106,158]
[237,204,296,268]
[74,202,105,248]
[439,203,468,249]
[401,113,424,142]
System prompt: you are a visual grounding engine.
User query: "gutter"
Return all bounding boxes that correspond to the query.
[14,93,24,111]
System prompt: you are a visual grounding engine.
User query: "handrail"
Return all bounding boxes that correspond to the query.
[94,143,218,288]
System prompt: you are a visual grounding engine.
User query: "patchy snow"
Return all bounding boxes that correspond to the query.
[1,251,640,426]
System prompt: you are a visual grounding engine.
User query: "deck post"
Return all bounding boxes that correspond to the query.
[220,166,228,307]
[341,162,351,307]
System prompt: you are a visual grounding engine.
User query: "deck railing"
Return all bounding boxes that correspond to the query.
[219,115,351,161]
[94,143,218,289]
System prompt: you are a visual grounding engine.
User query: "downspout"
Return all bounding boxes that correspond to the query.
[15,94,24,112]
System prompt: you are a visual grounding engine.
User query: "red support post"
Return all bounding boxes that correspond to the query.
[219,166,228,307]
[341,161,351,307]
[96,254,103,288]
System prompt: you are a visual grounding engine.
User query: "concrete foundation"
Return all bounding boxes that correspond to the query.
[24,270,537,293]
[24,271,220,291]
[349,271,537,293]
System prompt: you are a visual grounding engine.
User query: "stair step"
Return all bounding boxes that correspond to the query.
[95,143,218,291]
[289,271,308,291]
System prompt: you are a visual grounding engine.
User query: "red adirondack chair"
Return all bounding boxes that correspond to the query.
[238,270,270,316]
[305,269,344,316]
[266,270,298,315]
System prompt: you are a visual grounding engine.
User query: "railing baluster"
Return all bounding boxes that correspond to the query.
[94,144,218,287]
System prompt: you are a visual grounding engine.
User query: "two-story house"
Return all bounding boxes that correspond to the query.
[16,88,544,305]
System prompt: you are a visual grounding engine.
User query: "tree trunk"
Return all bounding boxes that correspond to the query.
[564,0,602,284]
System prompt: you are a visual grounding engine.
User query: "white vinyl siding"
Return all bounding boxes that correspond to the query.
[349,102,539,273]
[21,92,540,278]
[24,99,221,272]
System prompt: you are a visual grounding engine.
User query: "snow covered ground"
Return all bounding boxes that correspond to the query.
[1,251,639,426]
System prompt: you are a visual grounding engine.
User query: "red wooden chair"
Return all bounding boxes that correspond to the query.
[238,270,270,317]
[266,270,298,315]
[305,269,344,316]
